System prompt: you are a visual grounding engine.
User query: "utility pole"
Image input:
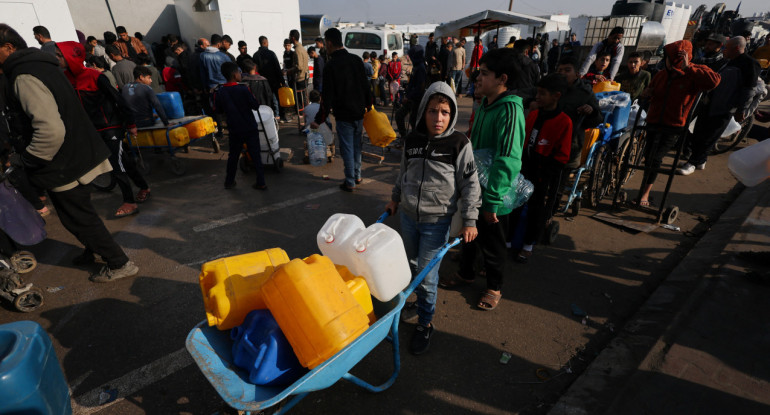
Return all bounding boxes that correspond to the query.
[509,0,514,11]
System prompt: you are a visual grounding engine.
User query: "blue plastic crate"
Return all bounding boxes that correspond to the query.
[596,91,632,131]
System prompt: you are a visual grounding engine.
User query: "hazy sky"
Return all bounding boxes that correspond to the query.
[298,0,767,24]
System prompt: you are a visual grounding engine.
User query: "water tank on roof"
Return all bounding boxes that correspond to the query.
[611,1,655,19]
[651,0,667,21]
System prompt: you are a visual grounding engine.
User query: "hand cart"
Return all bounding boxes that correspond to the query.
[610,94,703,226]
[126,115,214,176]
[240,107,286,173]
[186,213,461,414]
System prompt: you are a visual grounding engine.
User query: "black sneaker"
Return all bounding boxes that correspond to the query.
[89,261,139,283]
[409,324,433,355]
[400,301,418,323]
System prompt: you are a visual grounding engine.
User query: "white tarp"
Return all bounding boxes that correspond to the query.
[434,9,551,38]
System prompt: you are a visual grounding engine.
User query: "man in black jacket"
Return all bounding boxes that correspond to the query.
[310,28,372,192]
[253,36,284,120]
[0,24,138,282]
[425,33,438,64]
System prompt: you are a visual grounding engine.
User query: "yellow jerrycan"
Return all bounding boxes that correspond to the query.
[152,126,190,147]
[593,80,621,94]
[278,86,295,107]
[199,248,290,330]
[363,107,396,147]
[184,117,216,139]
[261,255,370,369]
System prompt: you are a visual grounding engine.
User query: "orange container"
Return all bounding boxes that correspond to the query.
[184,117,216,139]
[151,126,190,147]
[363,108,396,147]
[335,264,375,324]
[581,128,601,165]
[278,87,295,108]
[199,248,290,330]
[261,255,369,369]
[593,80,621,93]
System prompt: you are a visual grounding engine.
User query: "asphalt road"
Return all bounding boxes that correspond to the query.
[1,97,765,415]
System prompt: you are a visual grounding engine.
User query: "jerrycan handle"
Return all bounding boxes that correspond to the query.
[323,216,345,243]
[355,229,386,253]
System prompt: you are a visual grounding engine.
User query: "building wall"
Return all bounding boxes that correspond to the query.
[0,0,78,46]
[66,0,179,43]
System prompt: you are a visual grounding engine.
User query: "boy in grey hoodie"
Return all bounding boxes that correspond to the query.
[386,81,481,355]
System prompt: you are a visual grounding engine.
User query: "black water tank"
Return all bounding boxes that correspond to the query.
[611,0,654,19]
[651,0,666,21]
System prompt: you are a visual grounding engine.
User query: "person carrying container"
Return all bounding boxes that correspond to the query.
[386,81,481,355]
[214,62,267,191]
[439,48,525,311]
[637,40,720,207]
[513,74,572,263]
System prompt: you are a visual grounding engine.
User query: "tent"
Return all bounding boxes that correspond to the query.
[434,9,552,38]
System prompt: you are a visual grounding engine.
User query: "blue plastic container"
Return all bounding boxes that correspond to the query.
[157,91,185,119]
[230,309,306,386]
[596,91,632,131]
[0,321,72,415]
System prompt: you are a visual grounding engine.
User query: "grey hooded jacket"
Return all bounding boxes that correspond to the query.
[391,81,481,226]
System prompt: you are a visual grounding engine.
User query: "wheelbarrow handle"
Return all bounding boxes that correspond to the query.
[403,237,462,298]
[376,211,390,223]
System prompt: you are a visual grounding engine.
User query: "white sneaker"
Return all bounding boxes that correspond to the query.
[676,163,696,175]
[696,162,706,170]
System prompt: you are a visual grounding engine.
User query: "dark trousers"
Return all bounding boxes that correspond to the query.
[48,184,129,268]
[101,129,149,204]
[395,99,417,138]
[225,131,265,187]
[686,109,733,166]
[642,128,681,187]
[458,214,510,291]
[519,166,562,245]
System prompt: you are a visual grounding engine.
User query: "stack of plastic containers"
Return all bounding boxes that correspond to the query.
[156,92,185,119]
[0,321,72,415]
[151,126,190,147]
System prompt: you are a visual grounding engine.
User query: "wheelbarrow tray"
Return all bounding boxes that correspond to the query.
[186,292,406,413]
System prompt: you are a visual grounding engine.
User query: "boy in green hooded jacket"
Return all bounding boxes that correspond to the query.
[440,48,525,310]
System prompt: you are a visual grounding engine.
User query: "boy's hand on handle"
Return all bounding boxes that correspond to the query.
[128,127,138,136]
[483,211,498,224]
[459,226,478,242]
[385,201,399,215]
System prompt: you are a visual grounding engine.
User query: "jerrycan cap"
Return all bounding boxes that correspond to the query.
[355,228,386,253]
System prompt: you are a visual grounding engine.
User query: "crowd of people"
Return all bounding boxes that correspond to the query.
[1,20,768,355]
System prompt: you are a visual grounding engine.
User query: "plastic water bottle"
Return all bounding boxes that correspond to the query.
[307,131,327,166]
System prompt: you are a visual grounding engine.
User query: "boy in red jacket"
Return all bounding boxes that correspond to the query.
[515,74,573,262]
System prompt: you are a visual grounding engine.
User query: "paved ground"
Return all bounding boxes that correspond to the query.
[1,97,766,414]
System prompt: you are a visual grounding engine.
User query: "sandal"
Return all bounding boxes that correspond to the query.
[638,200,651,207]
[439,273,474,288]
[114,203,139,218]
[477,289,502,311]
[136,189,151,203]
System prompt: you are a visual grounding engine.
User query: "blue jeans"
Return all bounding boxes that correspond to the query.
[336,119,363,187]
[449,70,463,94]
[400,212,451,326]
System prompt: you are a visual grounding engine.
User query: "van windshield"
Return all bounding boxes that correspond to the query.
[344,32,382,50]
[387,34,402,51]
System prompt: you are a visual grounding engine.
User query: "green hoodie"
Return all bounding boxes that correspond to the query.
[469,91,525,216]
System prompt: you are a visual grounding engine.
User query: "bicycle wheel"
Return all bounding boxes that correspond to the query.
[587,145,611,208]
[91,172,116,192]
[711,115,754,154]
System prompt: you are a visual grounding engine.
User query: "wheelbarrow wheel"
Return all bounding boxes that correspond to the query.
[169,157,186,176]
[664,205,679,225]
[239,154,251,173]
[545,220,560,245]
[711,115,753,155]
[587,145,610,208]
[91,172,116,192]
[10,251,37,274]
[14,288,44,313]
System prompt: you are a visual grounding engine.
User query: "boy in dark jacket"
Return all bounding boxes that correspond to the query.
[581,51,611,85]
[213,62,267,190]
[240,58,273,108]
[515,74,572,263]
[386,81,480,355]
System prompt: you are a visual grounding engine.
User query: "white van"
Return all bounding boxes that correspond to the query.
[339,28,404,60]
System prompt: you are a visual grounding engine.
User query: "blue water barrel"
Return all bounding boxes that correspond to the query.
[156,91,185,119]
[0,321,72,415]
[230,309,306,386]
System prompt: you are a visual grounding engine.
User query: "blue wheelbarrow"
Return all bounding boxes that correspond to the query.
[186,212,461,414]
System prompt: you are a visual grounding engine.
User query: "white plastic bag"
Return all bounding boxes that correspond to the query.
[628,100,647,127]
[720,117,741,138]
[449,77,456,94]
